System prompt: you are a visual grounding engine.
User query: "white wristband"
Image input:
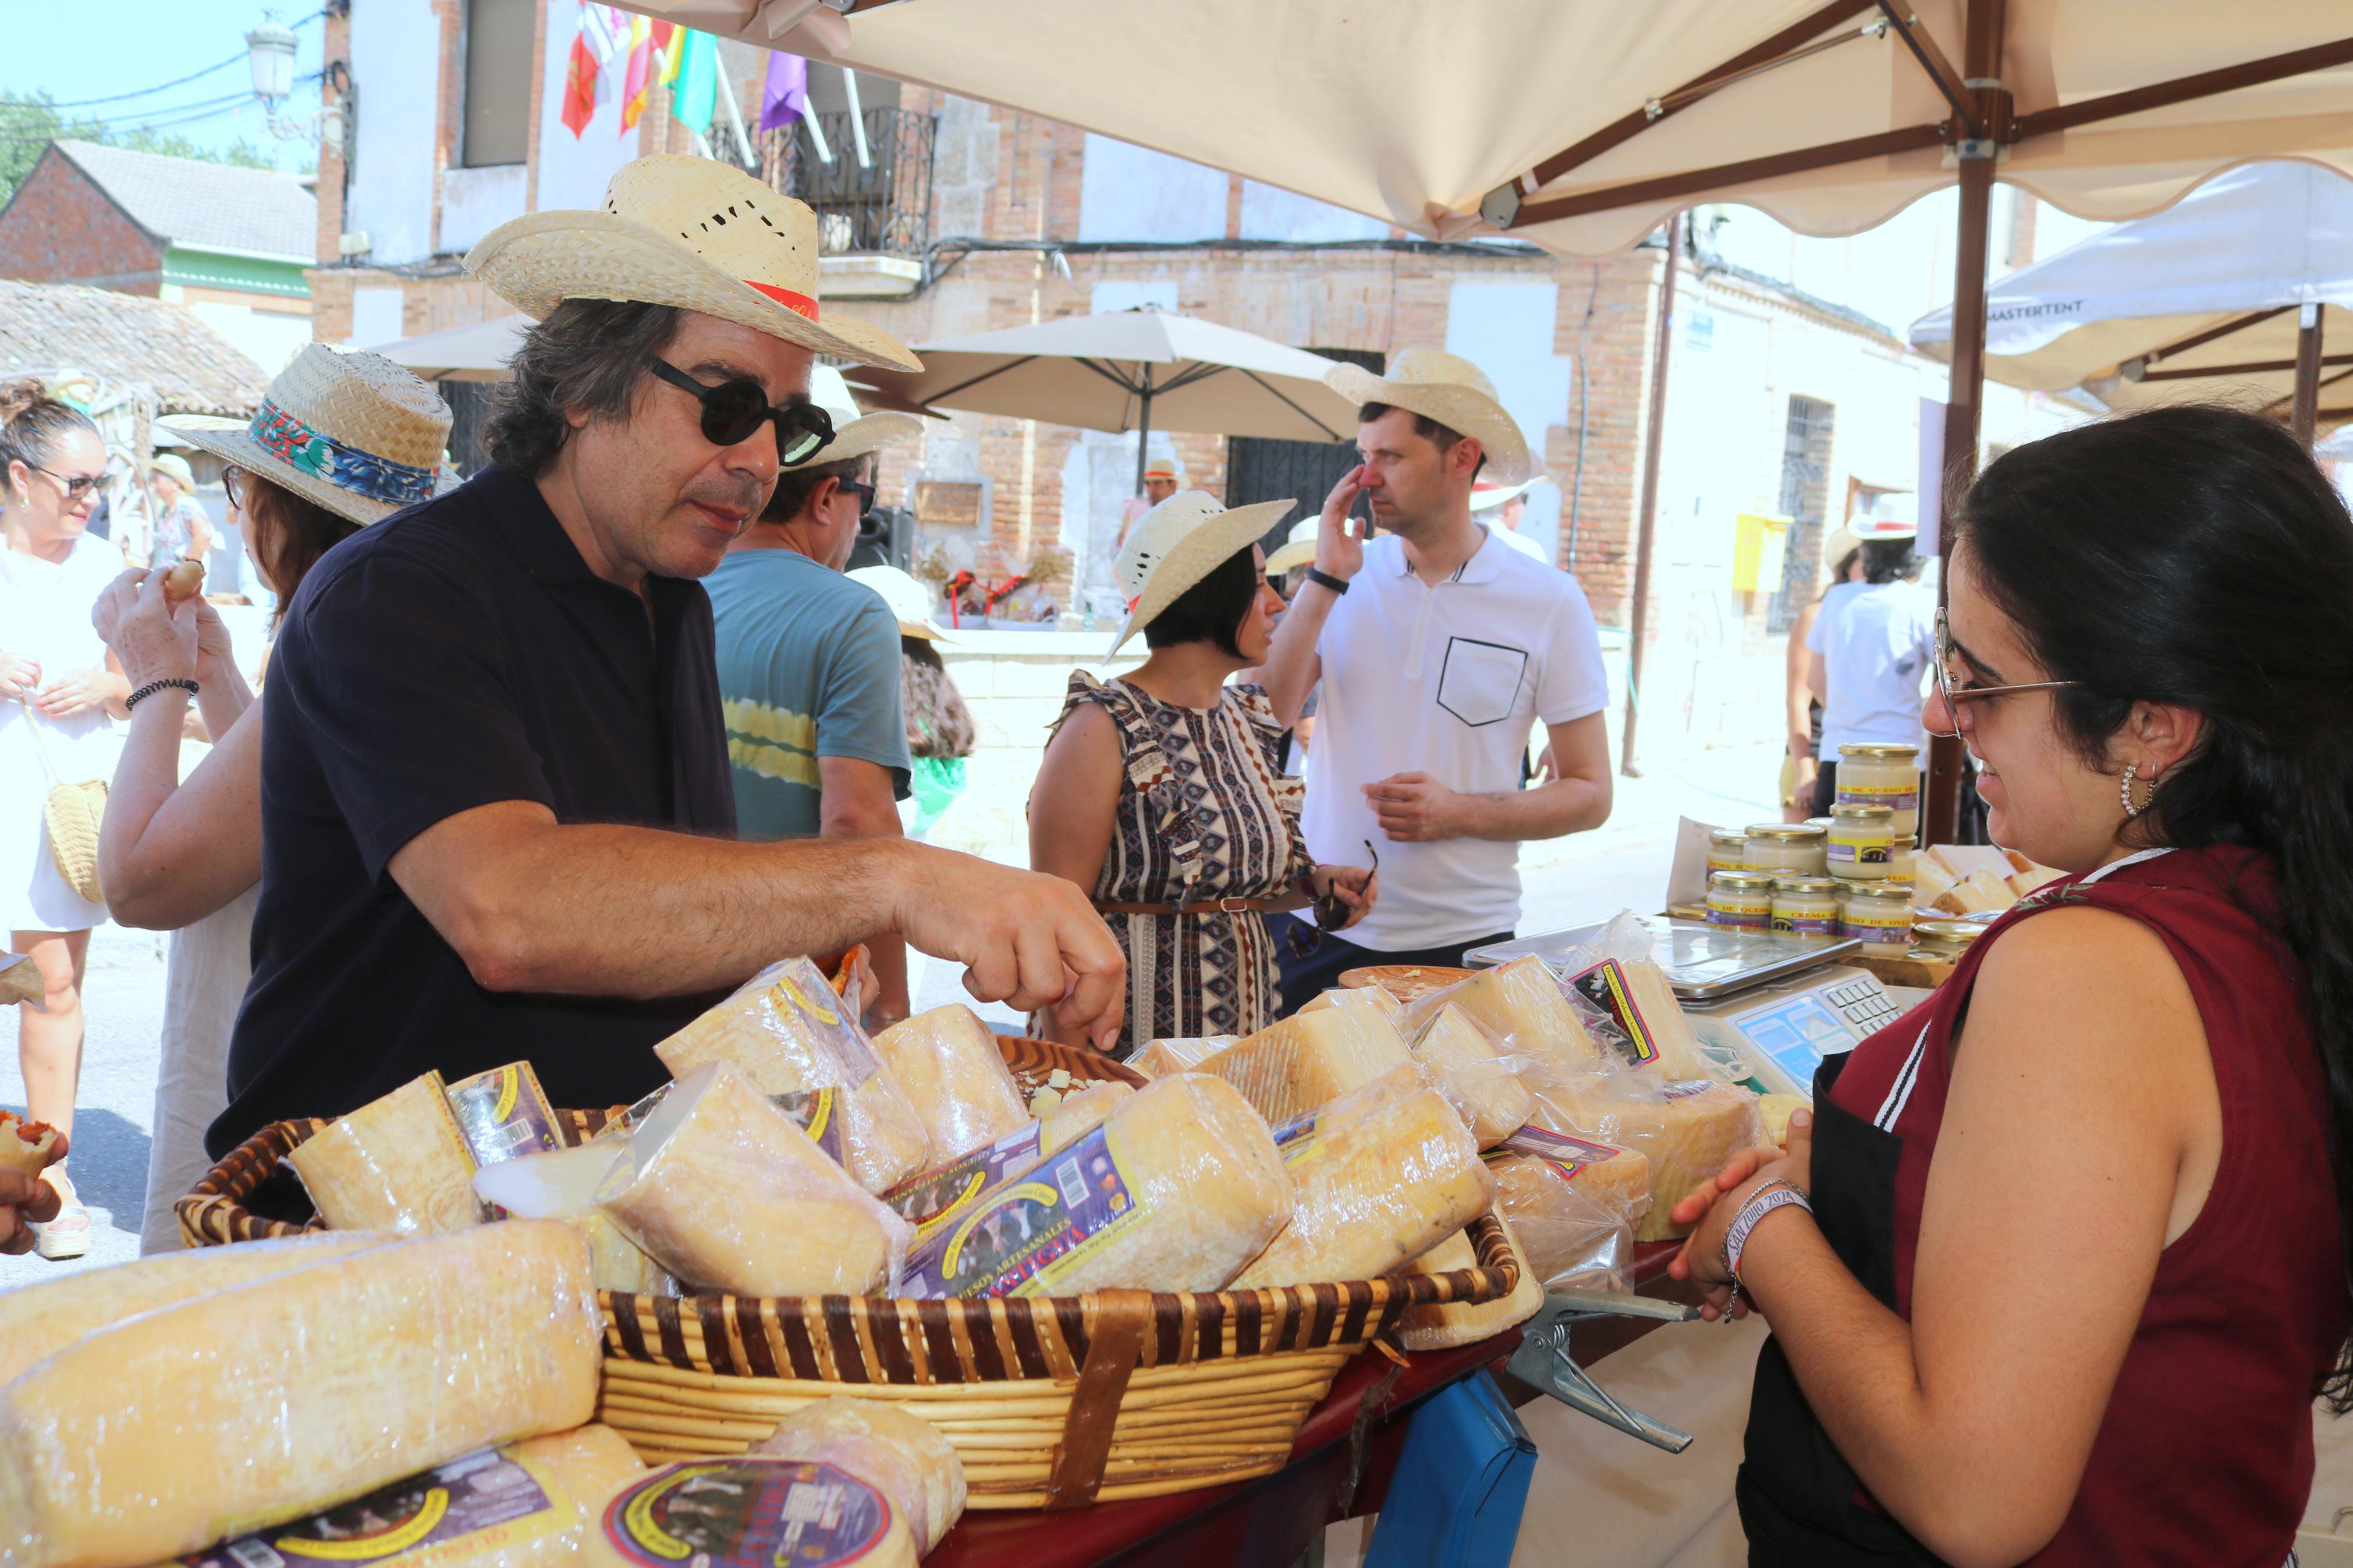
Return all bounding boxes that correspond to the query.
[1724,1185,1811,1282]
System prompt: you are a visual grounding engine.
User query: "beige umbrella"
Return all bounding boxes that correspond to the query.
[850,304,1358,493]
[364,315,528,382]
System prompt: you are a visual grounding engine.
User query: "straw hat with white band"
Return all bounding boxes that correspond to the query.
[1823,507,1919,565]
[1108,490,1294,658]
[1468,476,1535,512]
[1143,456,1181,483]
[464,155,921,374]
[1323,348,1532,486]
[804,365,923,469]
[1264,515,1319,576]
[847,564,953,643]
[159,344,456,527]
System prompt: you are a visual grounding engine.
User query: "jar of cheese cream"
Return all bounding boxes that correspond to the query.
[1827,802,1896,880]
[1744,823,1829,877]
[1770,876,1841,938]
[1706,870,1776,930]
[1840,881,1916,947]
[1708,828,1750,876]
[1837,743,1922,838]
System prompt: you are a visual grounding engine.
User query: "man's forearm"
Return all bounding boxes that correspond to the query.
[819,776,911,1022]
[1260,582,1335,726]
[1451,774,1612,842]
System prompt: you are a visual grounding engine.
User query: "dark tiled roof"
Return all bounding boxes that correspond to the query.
[0,279,268,415]
[51,140,315,261]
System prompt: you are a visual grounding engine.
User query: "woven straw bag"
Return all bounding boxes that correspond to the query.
[17,701,105,904]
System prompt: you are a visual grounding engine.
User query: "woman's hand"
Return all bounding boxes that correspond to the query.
[1669,1111,1813,1320]
[31,667,126,720]
[91,566,198,691]
[1308,863,1379,929]
[0,648,37,699]
[192,598,236,685]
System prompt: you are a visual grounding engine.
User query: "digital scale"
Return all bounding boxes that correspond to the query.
[1464,918,1933,1098]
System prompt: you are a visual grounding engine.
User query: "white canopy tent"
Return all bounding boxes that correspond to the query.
[1910,161,2353,436]
[364,315,528,382]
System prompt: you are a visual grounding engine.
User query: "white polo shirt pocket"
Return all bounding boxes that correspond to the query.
[1435,636,1529,727]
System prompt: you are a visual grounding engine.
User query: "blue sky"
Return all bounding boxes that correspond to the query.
[3,1,329,172]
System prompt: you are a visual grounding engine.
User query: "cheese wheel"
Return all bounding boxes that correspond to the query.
[0,1219,602,1568]
[1231,1068,1493,1290]
[472,1142,676,1297]
[1127,1034,1234,1079]
[1411,1005,1535,1148]
[1039,1079,1133,1153]
[597,1458,917,1568]
[1300,984,1400,1015]
[0,1109,58,1177]
[285,1070,481,1235]
[755,1397,967,1552]
[598,1061,914,1297]
[655,956,932,1192]
[1396,1217,1543,1352]
[1412,955,1605,1072]
[872,1004,1030,1161]
[0,1231,389,1387]
[1529,1075,1765,1241]
[1198,1008,1412,1125]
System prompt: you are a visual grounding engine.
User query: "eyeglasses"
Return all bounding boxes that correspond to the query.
[222,467,247,510]
[1286,841,1379,959]
[837,478,876,517]
[1929,607,2080,737]
[648,359,834,464]
[30,465,108,502]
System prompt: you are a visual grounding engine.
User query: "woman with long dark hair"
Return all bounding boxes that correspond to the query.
[1672,404,2353,1565]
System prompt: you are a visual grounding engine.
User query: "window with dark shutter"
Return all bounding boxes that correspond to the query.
[462,0,533,168]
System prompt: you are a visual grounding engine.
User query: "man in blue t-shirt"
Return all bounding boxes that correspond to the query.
[708,369,924,1021]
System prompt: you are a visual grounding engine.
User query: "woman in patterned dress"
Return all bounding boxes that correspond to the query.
[1031,492,1377,1057]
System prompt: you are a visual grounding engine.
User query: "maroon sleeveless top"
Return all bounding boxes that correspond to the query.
[1739,844,2348,1566]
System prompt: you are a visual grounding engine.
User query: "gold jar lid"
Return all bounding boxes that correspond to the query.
[1710,828,1749,848]
[1745,823,1827,842]
[1844,881,1916,905]
[1708,870,1779,891]
[1913,919,1985,944]
[1840,742,1922,761]
[1804,816,1834,830]
[1829,803,1894,823]
[1773,876,1840,895]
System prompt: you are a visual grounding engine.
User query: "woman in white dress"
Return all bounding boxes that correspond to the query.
[90,346,452,1251]
[1,380,131,1258]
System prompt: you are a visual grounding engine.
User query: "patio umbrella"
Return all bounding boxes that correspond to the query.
[1909,162,2353,439]
[365,315,528,382]
[849,304,1359,494]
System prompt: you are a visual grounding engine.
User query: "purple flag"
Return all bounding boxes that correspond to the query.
[760,51,809,132]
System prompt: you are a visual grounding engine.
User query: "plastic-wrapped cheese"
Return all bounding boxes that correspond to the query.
[473,1141,676,1297]
[0,1219,602,1568]
[1485,1125,1649,1289]
[1759,1092,1809,1147]
[1412,955,1605,1072]
[1197,1008,1412,1125]
[655,955,931,1192]
[1300,984,1400,1015]
[1411,1004,1535,1148]
[0,1231,388,1386]
[1529,1073,1765,1240]
[599,1458,917,1567]
[1397,1217,1544,1352]
[598,1061,914,1297]
[285,1070,482,1234]
[1615,957,1713,1079]
[176,1425,646,1568]
[1127,1034,1234,1079]
[755,1397,967,1552]
[1041,1079,1133,1153]
[872,1004,1030,1161]
[900,1072,1287,1297]
[1231,1068,1493,1290]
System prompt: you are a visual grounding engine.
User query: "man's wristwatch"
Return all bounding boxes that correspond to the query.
[1302,567,1350,596]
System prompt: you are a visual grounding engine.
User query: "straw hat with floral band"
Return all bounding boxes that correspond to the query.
[804,365,924,470]
[1264,515,1319,576]
[159,343,457,527]
[464,155,920,378]
[1322,348,1532,486]
[847,564,954,644]
[1108,490,1294,659]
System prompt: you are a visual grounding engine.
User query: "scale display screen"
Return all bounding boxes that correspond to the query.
[1726,991,1858,1090]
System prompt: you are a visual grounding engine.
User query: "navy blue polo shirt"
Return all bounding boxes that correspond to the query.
[209,464,737,1158]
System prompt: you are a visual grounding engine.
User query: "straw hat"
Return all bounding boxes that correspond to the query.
[1264,516,1319,575]
[1143,456,1181,483]
[465,155,920,374]
[1324,349,1531,485]
[147,453,194,490]
[805,365,922,468]
[158,344,456,527]
[1467,476,1535,511]
[847,564,953,643]
[1108,490,1293,657]
[1824,503,1919,564]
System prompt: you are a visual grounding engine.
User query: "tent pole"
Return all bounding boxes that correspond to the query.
[1621,215,1680,779]
[2295,303,2326,445]
[1134,368,1155,496]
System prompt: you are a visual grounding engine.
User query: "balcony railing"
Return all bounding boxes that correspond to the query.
[758,108,936,260]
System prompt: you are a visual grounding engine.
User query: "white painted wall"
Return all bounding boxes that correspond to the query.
[438,163,528,255]
[1077,134,1226,242]
[1443,279,1572,465]
[1088,279,1178,314]
[346,0,442,265]
[535,2,640,213]
[350,286,406,349]
[183,302,314,374]
[1238,183,1387,243]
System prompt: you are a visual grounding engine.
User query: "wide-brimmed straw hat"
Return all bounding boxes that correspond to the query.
[1824,503,1919,564]
[1108,490,1293,657]
[1264,516,1319,575]
[1142,456,1181,483]
[1468,476,1536,511]
[1325,348,1532,485]
[158,344,455,527]
[465,155,920,374]
[805,366,923,468]
[847,564,953,643]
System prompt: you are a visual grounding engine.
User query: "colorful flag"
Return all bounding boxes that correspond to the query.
[619,13,652,133]
[671,31,720,138]
[561,13,597,137]
[652,20,681,84]
[760,51,808,132]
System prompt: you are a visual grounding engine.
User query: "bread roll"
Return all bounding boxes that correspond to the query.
[1411,1004,1534,1147]
[874,1004,1030,1161]
[0,1108,58,1178]
[1396,1216,1544,1351]
[1197,1007,1412,1123]
[1529,1075,1765,1240]
[285,1070,481,1235]
[756,1397,967,1552]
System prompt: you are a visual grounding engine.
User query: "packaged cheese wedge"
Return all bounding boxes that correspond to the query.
[0,1219,602,1568]
[599,1061,914,1298]
[872,1004,1030,1161]
[1484,1125,1648,1290]
[1396,1217,1544,1352]
[1395,955,1606,1073]
[442,1059,564,1169]
[0,1108,58,1177]
[1127,1034,1235,1079]
[598,1457,918,1568]
[285,1070,482,1235]
[1935,867,2018,915]
[1411,1004,1535,1148]
[1527,1073,1766,1241]
[755,1398,968,1552]
[900,1072,1287,1297]
[0,1231,388,1386]
[473,1141,676,1297]
[1196,1007,1412,1124]
[655,955,931,1193]
[1041,1079,1133,1152]
[1231,1066,1493,1290]
[174,1425,646,1568]
[1300,983,1401,1015]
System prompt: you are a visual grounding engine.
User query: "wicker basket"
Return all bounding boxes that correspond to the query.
[180,1037,1519,1509]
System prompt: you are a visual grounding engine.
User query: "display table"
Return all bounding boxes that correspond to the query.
[927,1242,1692,1566]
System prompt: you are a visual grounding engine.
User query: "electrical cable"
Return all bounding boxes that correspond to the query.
[14,11,323,110]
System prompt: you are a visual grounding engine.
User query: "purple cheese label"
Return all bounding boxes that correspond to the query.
[883,1121,1046,1235]
[443,1062,563,1168]
[769,1087,849,1168]
[604,1460,894,1568]
[184,1449,563,1566]
[1486,1124,1623,1182]
[1566,959,1659,1068]
[899,1122,1137,1299]
[758,958,883,1088]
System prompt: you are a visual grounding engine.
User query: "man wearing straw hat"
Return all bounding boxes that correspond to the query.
[207,157,1124,1158]
[1469,475,1549,565]
[1116,454,1183,548]
[1257,350,1613,1009]
[709,365,925,1025]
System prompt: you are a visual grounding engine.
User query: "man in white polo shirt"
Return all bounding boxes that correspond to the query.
[1258,349,1613,1009]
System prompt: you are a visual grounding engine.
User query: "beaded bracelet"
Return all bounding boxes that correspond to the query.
[126,678,199,712]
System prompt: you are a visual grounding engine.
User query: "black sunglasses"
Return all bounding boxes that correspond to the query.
[1287,840,1379,959]
[839,477,876,517]
[648,359,835,465]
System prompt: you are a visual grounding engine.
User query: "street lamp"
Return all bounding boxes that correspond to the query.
[246,15,297,106]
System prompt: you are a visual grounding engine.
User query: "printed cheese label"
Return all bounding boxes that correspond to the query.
[769,1087,848,1167]
[187,1448,569,1566]
[1837,780,1919,812]
[759,958,884,1088]
[1770,914,1838,937]
[1266,1105,1324,1164]
[443,1062,562,1169]
[897,1123,1138,1299]
[1486,1123,1623,1183]
[1567,959,1660,1069]
[883,1121,1046,1236]
[603,1460,895,1568]
[1660,1080,1717,1101]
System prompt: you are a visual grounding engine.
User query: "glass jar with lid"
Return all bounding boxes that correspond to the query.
[1883,834,1917,887]
[1743,823,1828,877]
[1706,870,1776,930]
[1707,828,1749,876]
[1840,881,1915,947]
[1837,742,1923,838]
[1826,802,1896,881]
[1912,918,1985,962]
[1770,875,1840,937]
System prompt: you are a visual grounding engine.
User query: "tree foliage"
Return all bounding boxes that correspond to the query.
[1,91,307,208]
